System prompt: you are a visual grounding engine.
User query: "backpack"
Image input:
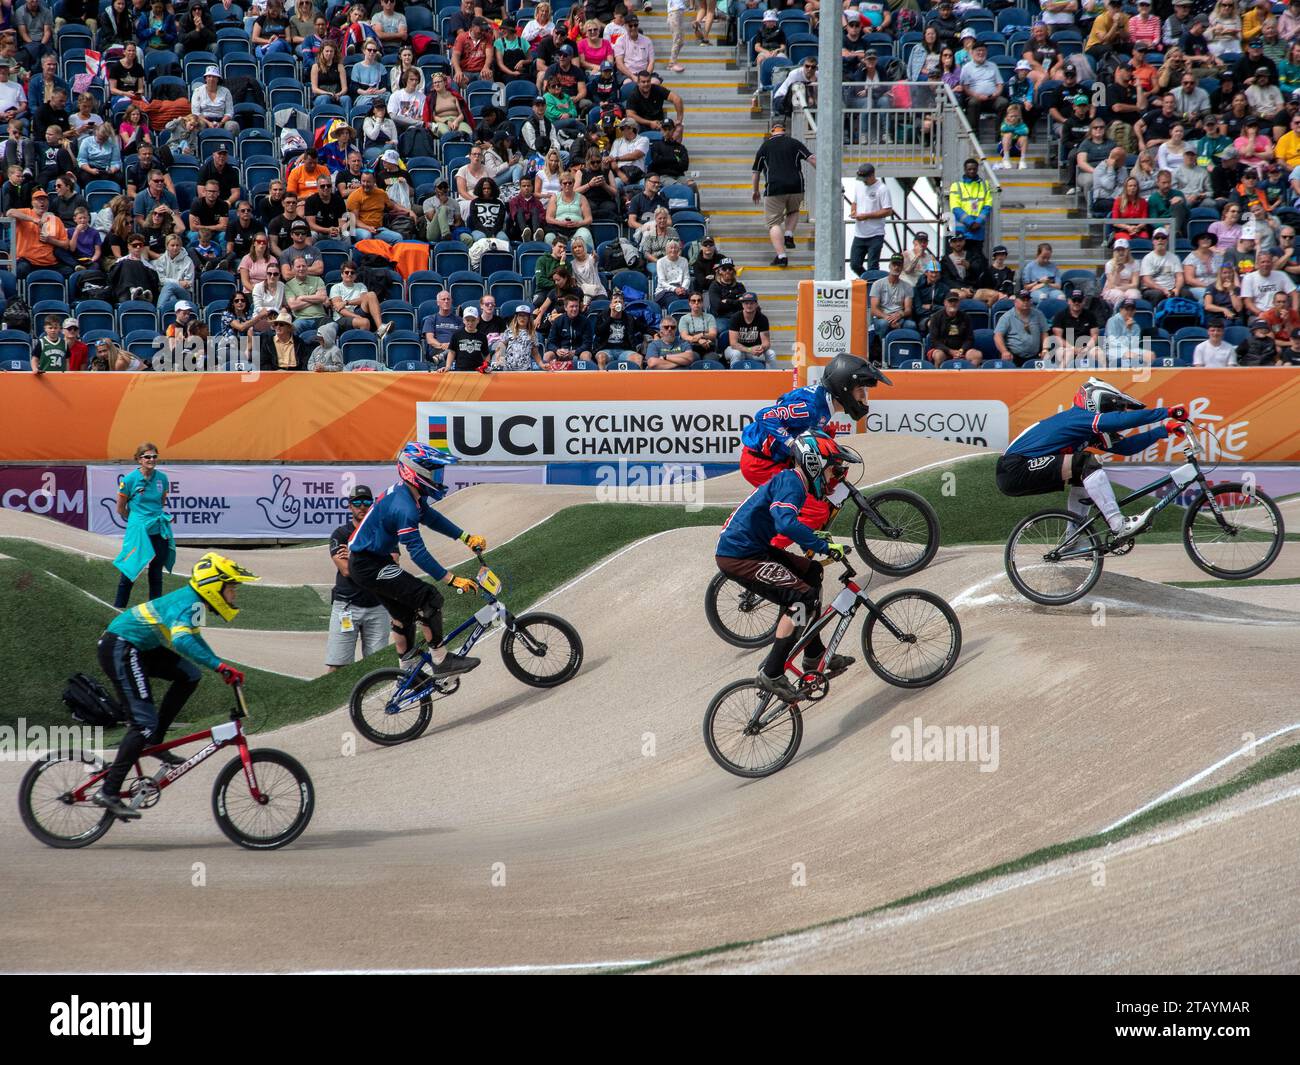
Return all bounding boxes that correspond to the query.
[353,251,396,301]
[62,672,126,727]
[2,296,31,334]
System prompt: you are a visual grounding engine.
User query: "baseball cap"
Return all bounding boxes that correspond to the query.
[1221,146,1239,160]
[1153,227,1169,238]
[915,232,930,242]
[740,292,758,302]
[857,162,875,178]
[213,142,232,154]
[1017,288,1032,300]
[1073,94,1091,106]
[950,231,966,240]
[959,26,976,39]
[559,44,575,56]
[462,305,480,319]
[992,244,1008,256]
[348,485,374,503]
[625,13,639,24]
[1251,317,1269,329]
[32,188,47,199]
[1114,237,1130,248]
[513,303,532,315]
[619,117,638,128]
[381,149,401,164]
[889,253,905,265]
[532,95,546,104]
[600,59,614,72]
[717,256,735,268]
[62,317,78,329]
[291,220,310,232]
[1015,59,1031,71]
[175,300,195,312]
[943,291,960,303]
[661,117,676,128]
[762,8,778,20]
[1068,289,1084,301]
[701,236,715,246]
[845,8,862,20]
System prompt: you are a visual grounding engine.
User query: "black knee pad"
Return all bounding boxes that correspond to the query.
[1070,453,1100,487]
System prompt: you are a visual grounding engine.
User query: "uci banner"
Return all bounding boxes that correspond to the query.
[4,369,1300,463]
[417,401,757,462]
[86,464,545,539]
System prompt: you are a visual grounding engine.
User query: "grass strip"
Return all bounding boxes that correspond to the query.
[621,743,1300,973]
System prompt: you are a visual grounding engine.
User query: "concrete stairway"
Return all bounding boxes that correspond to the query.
[639,11,806,360]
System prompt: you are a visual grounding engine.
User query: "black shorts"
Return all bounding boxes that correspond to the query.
[995,452,1067,497]
[348,551,445,642]
[716,548,824,611]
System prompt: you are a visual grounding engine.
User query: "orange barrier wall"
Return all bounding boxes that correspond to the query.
[3,368,1298,462]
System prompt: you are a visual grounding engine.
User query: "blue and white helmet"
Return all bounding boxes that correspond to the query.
[398,441,457,500]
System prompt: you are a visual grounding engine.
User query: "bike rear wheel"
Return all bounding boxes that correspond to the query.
[861,589,962,689]
[1183,482,1285,580]
[349,667,436,746]
[18,755,115,848]
[704,570,780,648]
[500,612,584,687]
[703,679,803,778]
[1005,509,1104,606]
[852,488,941,577]
[212,749,315,850]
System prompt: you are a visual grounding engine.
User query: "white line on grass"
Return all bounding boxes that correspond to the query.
[299,960,650,975]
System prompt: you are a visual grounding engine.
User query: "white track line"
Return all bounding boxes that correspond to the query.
[865,449,987,488]
[530,528,680,610]
[1100,723,1300,834]
[299,961,649,975]
[694,782,1300,974]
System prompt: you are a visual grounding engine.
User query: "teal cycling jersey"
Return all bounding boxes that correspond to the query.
[105,585,223,671]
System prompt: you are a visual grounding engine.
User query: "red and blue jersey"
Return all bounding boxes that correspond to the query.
[717,469,828,558]
[741,384,834,462]
[347,482,464,581]
[1005,406,1171,459]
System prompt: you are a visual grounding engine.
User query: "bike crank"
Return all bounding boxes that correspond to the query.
[798,672,830,701]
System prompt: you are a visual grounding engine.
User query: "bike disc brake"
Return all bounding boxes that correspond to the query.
[798,672,829,702]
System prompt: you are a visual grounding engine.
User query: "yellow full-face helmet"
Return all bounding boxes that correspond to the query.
[190,552,260,622]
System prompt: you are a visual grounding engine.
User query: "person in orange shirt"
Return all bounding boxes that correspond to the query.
[6,187,73,278]
[1130,43,1159,94]
[286,147,330,201]
[1242,0,1271,43]
[344,167,412,243]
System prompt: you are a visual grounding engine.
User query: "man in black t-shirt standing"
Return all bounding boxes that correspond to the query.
[327,485,390,671]
[750,119,815,267]
[443,305,489,372]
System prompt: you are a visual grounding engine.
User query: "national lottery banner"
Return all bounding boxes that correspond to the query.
[5,369,1300,463]
[86,464,545,539]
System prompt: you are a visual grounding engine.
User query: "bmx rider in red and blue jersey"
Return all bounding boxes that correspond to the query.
[741,353,890,545]
[996,377,1189,539]
[347,442,488,679]
[717,433,859,704]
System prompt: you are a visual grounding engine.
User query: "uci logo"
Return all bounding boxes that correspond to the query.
[449,415,557,457]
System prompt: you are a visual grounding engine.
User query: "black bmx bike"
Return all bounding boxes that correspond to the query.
[705,443,941,648]
[1005,421,1286,606]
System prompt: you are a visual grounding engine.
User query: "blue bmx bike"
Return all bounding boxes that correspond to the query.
[348,556,583,746]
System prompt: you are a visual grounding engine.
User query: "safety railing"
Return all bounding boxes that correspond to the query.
[1009,215,1182,271]
[795,82,1003,256]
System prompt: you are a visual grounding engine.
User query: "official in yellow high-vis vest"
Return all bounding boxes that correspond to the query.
[949,157,993,256]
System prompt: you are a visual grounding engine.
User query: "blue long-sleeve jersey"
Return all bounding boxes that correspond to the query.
[740,384,834,461]
[1005,406,1171,459]
[717,469,828,558]
[347,482,464,581]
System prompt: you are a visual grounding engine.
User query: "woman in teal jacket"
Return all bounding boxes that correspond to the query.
[113,441,176,609]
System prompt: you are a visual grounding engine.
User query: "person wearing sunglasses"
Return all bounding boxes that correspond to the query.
[326,485,390,672]
[112,441,176,609]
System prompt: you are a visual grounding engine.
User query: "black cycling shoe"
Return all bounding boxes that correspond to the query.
[93,790,141,821]
[784,235,796,250]
[433,653,481,677]
[802,653,854,678]
[756,671,801,704]
[152,749,185,767]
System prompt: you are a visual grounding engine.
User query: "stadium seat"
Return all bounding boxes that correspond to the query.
[611,271,649,301]
[383,332,424,368]
[940,358,976,369]
[74,301,115,334]
[433,245,470,276]
[340,330,380,364]
[972,329,1000,361]
[478,249,514,278]
[31,300,71,322]
[446,270,485,305]
[730,359,770,369]
[117,301,160,336]
[199,270,238,308]
[0,329,31,370]
[379,301,418,335]
[1173,326,1208,366]
[488,271,526,306]
[125,329,161,363]
[24,271,67,306]
[406,271,445,308]
[609,356,643,369]
[392,359,435,372]
[981,359,1017,369]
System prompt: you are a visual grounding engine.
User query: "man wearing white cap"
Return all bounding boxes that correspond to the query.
[754,10,787,66]
[190,66,239,136]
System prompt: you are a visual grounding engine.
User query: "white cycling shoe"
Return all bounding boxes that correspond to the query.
[1113,507,1154,541]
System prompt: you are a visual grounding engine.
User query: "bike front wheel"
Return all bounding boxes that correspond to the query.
[18,755,115,849]
[1005,509,1104,606]
[349,667,436,746]
[852,488,941,577]
[704,570,780,648]
[861,589,962,688]
[703,679,803,778]
[501,612,583,687]
[212,748,314,850]
[1183,482,1285,580]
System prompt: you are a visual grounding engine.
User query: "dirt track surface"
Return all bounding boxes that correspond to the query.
[650,773,1300,974]
[4,515,1299,973]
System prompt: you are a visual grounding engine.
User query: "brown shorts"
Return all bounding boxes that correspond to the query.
[763,193,804,231]
[716,549,824,612]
